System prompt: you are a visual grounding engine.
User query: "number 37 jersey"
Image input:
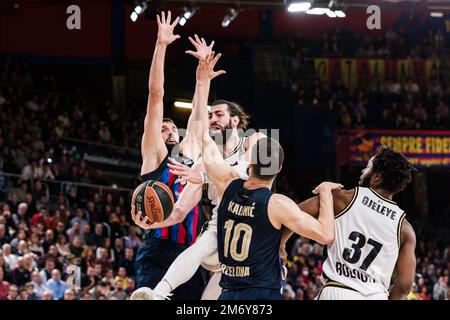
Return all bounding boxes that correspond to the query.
[322,187,406,296]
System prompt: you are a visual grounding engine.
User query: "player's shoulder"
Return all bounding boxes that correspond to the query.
[269,193,296,208]
[332,187,357,202]
[331,187,358,214]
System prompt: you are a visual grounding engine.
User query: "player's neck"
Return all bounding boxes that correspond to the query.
[222,132,240,157]
[244,177,273,190]
[372,187,393,200]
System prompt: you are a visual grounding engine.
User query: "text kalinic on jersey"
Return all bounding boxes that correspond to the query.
[227,201,256,217]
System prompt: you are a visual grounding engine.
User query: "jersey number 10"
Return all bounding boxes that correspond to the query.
[224,220,253,262]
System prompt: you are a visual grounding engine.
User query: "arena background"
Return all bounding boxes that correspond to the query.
[0,0,448,300]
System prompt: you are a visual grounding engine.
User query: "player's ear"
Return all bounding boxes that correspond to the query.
[231,115,239,128]
[372,172,382,185]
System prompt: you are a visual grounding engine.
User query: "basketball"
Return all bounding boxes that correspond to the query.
[132,180,174,223]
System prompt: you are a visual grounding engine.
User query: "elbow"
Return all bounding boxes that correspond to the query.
[321,236,335,246]
[320,231,335,245]
[397,282,413,297]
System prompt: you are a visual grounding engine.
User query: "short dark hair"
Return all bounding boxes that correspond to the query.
[250,137,284,181]
[212,100,250,129]
[162,118,175,125]
[372,146,417,194]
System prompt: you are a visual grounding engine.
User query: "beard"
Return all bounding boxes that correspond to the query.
[165,142,177,154]
[210,120,233,145]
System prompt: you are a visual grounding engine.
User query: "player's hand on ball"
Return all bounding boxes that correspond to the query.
[312,182,344,194]
[186,34,215,60]
[156,11,180,46]
[168,157,204,184]
[131,206,153,230]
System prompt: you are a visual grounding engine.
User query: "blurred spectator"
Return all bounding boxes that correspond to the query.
[25,282,38,300]
[31,271,48,299]
[0,224,9,246]
[39,258,55,284]
[42,290,53,300]
[5,284,18,300]
[56,234,71,258]
[46,269,67,300]
[11,257,31,287]
[63,288,75,300]
[433,276,448,300]
[0,268,9,299]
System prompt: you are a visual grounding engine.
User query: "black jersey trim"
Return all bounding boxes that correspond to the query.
[335,187,358,219]
[397,212,406,248]
[369,188,397,205]
[225,137,245,161]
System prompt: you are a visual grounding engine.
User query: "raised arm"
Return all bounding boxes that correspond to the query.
[195,53,236,198]
[270,182,342,245]
[141,11,180,175]
[389,219,416,300]
[179,36,215,160]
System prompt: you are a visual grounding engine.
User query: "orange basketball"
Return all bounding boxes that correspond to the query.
[132,180,174,223]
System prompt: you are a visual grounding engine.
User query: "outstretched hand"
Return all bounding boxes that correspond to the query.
[186,34,215,60]
[196,51,227,82]
[156,11,180,46]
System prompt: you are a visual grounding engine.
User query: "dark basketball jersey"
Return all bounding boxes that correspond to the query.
[141,153,202,246]
[217,179,282,290]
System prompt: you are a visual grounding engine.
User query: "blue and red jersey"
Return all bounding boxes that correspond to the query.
[141,154,202,246]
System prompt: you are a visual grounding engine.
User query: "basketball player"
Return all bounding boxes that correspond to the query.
[131,12,213,300]
[130,40,265,300]
[195,54,343,299]
[281,147,417,300]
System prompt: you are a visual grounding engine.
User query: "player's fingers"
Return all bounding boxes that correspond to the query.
[161,11,166,24]
[167,163,185,171]
[168,156,183,166]
[209,40,215,49]
[156,14,161,26]
[194,34,201,44]
[188,36,197,46]
[201,37,206,46]
[211,53,222,66]
[185,51,199,58]
[206,52,214,63]
[174,34,181,40]
[169,169,186,177]
[171,16,180,28]
[212,70,226,78]
[167,10,171,24]
[134,210,143,223]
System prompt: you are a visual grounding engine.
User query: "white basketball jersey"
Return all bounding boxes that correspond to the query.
[321,187,406,296]
[207,137,249,226]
